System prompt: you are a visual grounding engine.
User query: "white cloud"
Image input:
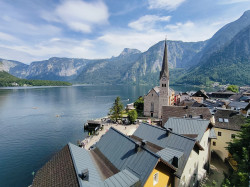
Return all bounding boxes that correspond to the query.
[42,0,109,33]
[164,20,226,41]
[148,0,186,10]
[0,32,18,42]
[129,15,171,31]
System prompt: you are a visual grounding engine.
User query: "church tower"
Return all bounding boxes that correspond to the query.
[158,39,169,118]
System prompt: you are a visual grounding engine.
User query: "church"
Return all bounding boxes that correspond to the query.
[144,39,175,118]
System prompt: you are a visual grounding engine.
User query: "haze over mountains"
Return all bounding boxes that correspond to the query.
[1,10,250,86]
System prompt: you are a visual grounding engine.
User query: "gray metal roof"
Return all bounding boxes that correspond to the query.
[228,101,248,109]
[95,127,160,186]
[132,123,196,177]
[209,128,217,139]
[68,143,103,187]
[100,169,140,187]
[157,147,183,163]
[164,118,210,141]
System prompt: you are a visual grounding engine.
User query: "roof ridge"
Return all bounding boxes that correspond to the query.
[141,123,196,141]
[168,117,210,122]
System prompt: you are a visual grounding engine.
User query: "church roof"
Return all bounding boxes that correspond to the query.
[160,39,169,79]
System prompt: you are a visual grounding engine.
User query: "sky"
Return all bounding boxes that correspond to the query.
[0,0,250,64]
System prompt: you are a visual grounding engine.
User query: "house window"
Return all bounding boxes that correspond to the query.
[152,94,153,96]
[213,142,216,146]
[219,118,223,122]
[224,118,229,122]
[218,132,222,136]
[153,172,159,186]
[231,134,235,139]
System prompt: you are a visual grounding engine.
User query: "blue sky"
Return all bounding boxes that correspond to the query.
[0,0,250,64]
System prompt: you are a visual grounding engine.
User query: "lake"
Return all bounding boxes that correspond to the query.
[0,84,209,187]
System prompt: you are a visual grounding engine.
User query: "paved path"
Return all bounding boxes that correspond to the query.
[84,123,139,150]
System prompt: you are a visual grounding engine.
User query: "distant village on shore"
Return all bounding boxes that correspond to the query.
[30,40,250,187]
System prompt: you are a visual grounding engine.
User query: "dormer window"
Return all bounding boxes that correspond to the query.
[224,118,229,122]
[219,118,223,122]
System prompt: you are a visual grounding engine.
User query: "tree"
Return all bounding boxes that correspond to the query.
[134,96,144,116]
[225,119,250,187]
[109,96,124,122]
[128,110,138,124]
[227,85,239,93]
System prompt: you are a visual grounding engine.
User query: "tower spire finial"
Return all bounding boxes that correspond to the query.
[160,38,169,79]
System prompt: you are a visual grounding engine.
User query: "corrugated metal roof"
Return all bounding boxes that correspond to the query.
[68,143,103,187]
[209,128,217,139]
[164,118,210,141]
[100,169,140,187]
[157,147,183,163]
[132,123,196,177]
[95,127,160,186]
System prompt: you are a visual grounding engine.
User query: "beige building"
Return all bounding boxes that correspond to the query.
[144,40,175,118]
[211,109,245,161]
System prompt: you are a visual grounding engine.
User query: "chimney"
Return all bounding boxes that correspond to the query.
[172,156,179,168]
[166,128,172,136]
[141,139,147,146]
[79,169,89,181]
[135,141,142,152]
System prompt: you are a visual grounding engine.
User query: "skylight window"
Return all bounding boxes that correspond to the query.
[219,118,223,122]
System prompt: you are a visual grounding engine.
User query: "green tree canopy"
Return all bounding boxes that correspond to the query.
[128,110,138,124]
[225,119,250,187]
[109,96,124,122]
[134,96,144,116]
[227,85,239,93]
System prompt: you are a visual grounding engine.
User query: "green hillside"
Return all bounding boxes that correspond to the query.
[0,71,72,87]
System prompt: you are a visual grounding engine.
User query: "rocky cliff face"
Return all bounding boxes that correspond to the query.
[0,59,28,78]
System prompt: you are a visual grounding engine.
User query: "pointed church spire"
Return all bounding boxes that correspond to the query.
[160,38,169,79]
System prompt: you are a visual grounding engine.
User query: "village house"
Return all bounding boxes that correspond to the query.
[211,109,245,161]
[227,101,249,111]
[240,103,250,117]
[191,90,209,104]
[144,39,175,118]
[179,92,192,103]
[32,127,177,187]
[131,120,215,187]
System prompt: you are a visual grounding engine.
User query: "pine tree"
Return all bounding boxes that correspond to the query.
[109,96,124,122]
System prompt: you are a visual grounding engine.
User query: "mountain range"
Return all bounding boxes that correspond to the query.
[1,10,250,86]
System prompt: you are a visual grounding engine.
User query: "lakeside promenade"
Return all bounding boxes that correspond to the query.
[84,122,139,150]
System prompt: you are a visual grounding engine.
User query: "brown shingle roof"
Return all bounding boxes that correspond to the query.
[32,145,79,187]
[162,106,212,125]
[214,109,245,131]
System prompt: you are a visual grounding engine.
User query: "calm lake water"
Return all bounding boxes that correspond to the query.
[0,84,211,187]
